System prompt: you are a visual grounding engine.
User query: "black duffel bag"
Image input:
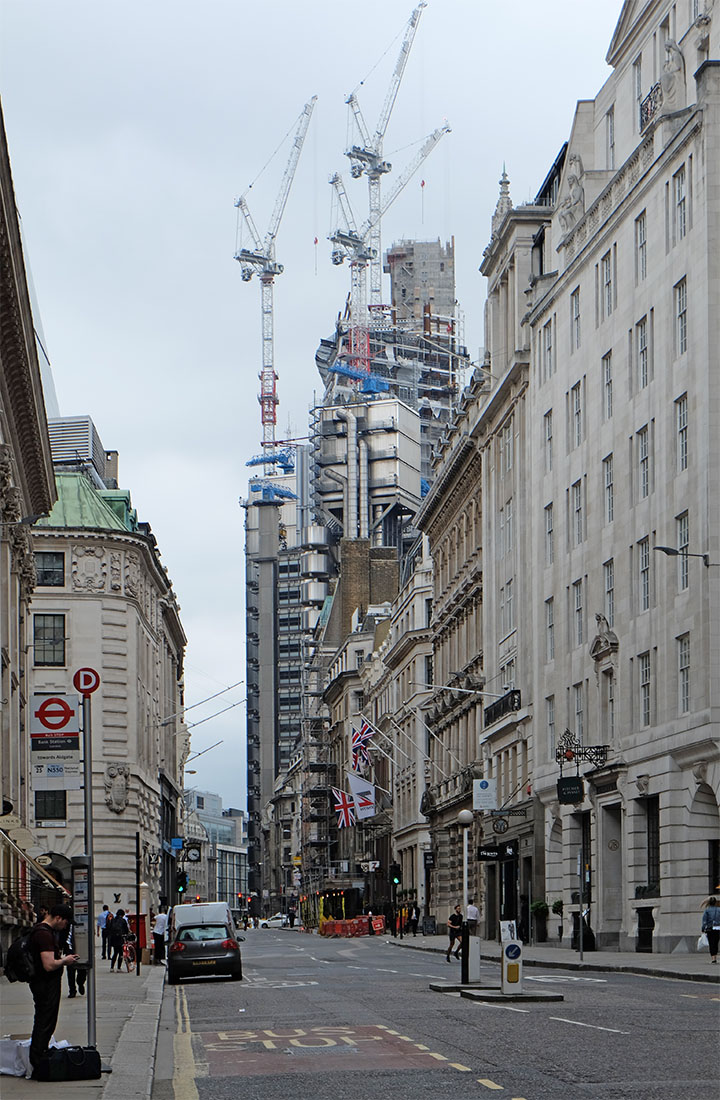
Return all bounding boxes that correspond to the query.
[33,1045,102,1081]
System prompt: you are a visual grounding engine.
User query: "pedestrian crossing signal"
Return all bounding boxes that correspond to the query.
[390,862,402,885]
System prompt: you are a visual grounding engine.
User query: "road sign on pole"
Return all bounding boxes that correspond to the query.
[78,670,100,1049]
[30,694,82,790]
[73,667,100,696]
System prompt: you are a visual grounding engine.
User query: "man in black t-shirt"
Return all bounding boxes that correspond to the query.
[28,903,79,1073]
[446,904,463,961]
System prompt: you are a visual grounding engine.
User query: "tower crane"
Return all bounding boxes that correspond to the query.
[345,2,426,308]
[329,121,450,372]
[235,97,317,449]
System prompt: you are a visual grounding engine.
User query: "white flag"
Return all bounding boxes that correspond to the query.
[347,771,376,820]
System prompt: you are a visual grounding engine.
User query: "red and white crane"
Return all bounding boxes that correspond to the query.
[235,97,317,448]
[345,2,426,309]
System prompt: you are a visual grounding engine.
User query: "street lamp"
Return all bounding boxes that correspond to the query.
[654,545,711,568]
[456,809,473,914]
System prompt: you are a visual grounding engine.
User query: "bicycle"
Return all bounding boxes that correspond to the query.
[122,934,137,972]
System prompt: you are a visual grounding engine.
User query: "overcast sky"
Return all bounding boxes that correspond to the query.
[1,0,622,806]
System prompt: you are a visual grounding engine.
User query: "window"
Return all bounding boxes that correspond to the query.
[197,795,205,810]
[603,455,614,524]
[573,579,583,646]
[500,578,514,635]
[499,419,513,476]
[603,669,615,740]
[574,682,584,740]
[636,211,647,281]
[676,394,688,471]
[646,795,660,893]
[604,559,615,628]
[603,353,613,419]
[355,651,365,669]
[544,411,553,472]
[35,790,67,821]
[35,552,64,586]
[546,597,555,661]
[637,317,648,388]
[606,106,615,169]
[638,426,650,499]
[546,695,556,755]
[677,511,689,590]
[571,289,581,350]
[634,56,643,128]
[543,319,554,379]
[571,381,583,446]
[424,654,434,687]
[639,652,651,726]
[678,634,690,714]
[601,251,613,318]
[676,278,687,355]
[572,480,583,545]
[545,503,554,565]
[639,537,650,611]
[674,165,686,240]
[33,613,66,666]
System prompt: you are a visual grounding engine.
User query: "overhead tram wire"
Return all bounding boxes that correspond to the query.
[161,680,245,726]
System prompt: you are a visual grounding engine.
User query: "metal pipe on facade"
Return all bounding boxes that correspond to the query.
[359,438,369,538]
[336,409,358,538]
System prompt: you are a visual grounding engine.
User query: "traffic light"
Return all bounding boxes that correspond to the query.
[390,862,402,886]
[176,870,188,894]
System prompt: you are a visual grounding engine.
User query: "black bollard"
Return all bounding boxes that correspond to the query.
[460,921,470,984]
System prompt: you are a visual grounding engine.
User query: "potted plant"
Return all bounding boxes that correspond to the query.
[552,898,564,939]
[530,899,550,942]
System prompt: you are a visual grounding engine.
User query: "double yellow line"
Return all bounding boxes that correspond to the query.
[173,986,199,1100]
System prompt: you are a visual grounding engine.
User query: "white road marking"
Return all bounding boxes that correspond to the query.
[377,968,399,973]
[525,974,607,984]
[550,1016,630,1034]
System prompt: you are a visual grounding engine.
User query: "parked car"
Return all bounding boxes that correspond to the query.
[260,912,287,928]
[167,920,243,984]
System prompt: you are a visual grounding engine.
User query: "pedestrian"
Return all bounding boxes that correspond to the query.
[152,906,168,964]
[466,898,480,936]
[108,908,129,971]
[446,904,463,961]
[27,903,79,1075]
[701,895,720,964]
[287,904,296,928]
[408,904,419,936]
[64,923,87,997]
[96,903,111,959]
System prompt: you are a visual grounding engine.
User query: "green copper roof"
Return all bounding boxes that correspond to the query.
[36,472,138,532]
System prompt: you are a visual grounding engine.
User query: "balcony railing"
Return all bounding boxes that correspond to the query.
[640,83,662,131]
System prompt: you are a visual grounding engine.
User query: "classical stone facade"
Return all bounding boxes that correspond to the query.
[29,463,187,915]
[0,102,57,950]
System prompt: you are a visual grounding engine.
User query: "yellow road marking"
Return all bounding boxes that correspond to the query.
[477,1080,504,1090]
[415,1043,430,1050]
[173,987,199,1100]
[429,1052,448,1061]
[450,1062,472,1071]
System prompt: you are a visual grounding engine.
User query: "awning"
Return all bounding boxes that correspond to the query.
[0,828,71,897]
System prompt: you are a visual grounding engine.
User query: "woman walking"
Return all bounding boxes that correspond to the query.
[108,908,129,971]
[701,895,720,964]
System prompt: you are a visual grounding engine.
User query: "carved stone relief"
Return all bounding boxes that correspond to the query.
[105,763,130,813]
[634,774,650,797]
[109,552,122,592]
[124,551,142,600]
[71,545,107,591]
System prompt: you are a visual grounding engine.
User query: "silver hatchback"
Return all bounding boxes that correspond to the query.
[167,922,243,984]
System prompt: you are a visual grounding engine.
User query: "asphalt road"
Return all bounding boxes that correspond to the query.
[152,930,719,1100]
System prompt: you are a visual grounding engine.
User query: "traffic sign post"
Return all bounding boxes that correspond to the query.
[73,668,100,1051]
[30,694,82,790]
[500,927,523,994]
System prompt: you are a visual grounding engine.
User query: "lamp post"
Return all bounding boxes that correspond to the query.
[456,809,473,985]
[654,545,711,568]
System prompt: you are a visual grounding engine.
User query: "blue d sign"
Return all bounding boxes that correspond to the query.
[505,943,521,960]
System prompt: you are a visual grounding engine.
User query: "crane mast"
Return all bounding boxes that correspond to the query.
[345,2,426,307]
[329,121,449,373]
[235,97,317,448]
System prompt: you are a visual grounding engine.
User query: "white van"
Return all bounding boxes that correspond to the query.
[169,901,237,937]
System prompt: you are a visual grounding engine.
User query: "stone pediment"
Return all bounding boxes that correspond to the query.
[606,1,644,66]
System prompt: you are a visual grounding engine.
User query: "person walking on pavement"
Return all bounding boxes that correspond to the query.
[108,908,130,971]
[96,903,111,959]
[408,904,420,936]
[446,904,463,961]
[466,898,480,936]
[64,923,87,997]
[152,906,168,964]
[701,895,720,963]
[27,903,79,1075]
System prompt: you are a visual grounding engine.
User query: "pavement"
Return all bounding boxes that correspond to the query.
[0,947,165,1096]
[1,930,716,1094]
[385,931,720,983]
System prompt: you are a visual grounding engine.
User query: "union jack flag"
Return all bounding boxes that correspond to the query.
[351,720,374,772]
[332,787,356,828]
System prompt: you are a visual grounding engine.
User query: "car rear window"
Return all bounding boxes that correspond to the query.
[177,925,228,941]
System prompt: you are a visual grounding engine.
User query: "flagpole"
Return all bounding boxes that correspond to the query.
[402,707,464,771]
[386,713,453,780]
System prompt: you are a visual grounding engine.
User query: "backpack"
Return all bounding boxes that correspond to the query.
[109,914,128,938]
[4,926,40,983]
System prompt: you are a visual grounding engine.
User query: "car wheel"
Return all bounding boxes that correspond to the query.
[167,972,179,985]
[231,968,243,981]
[261,922,268,928]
